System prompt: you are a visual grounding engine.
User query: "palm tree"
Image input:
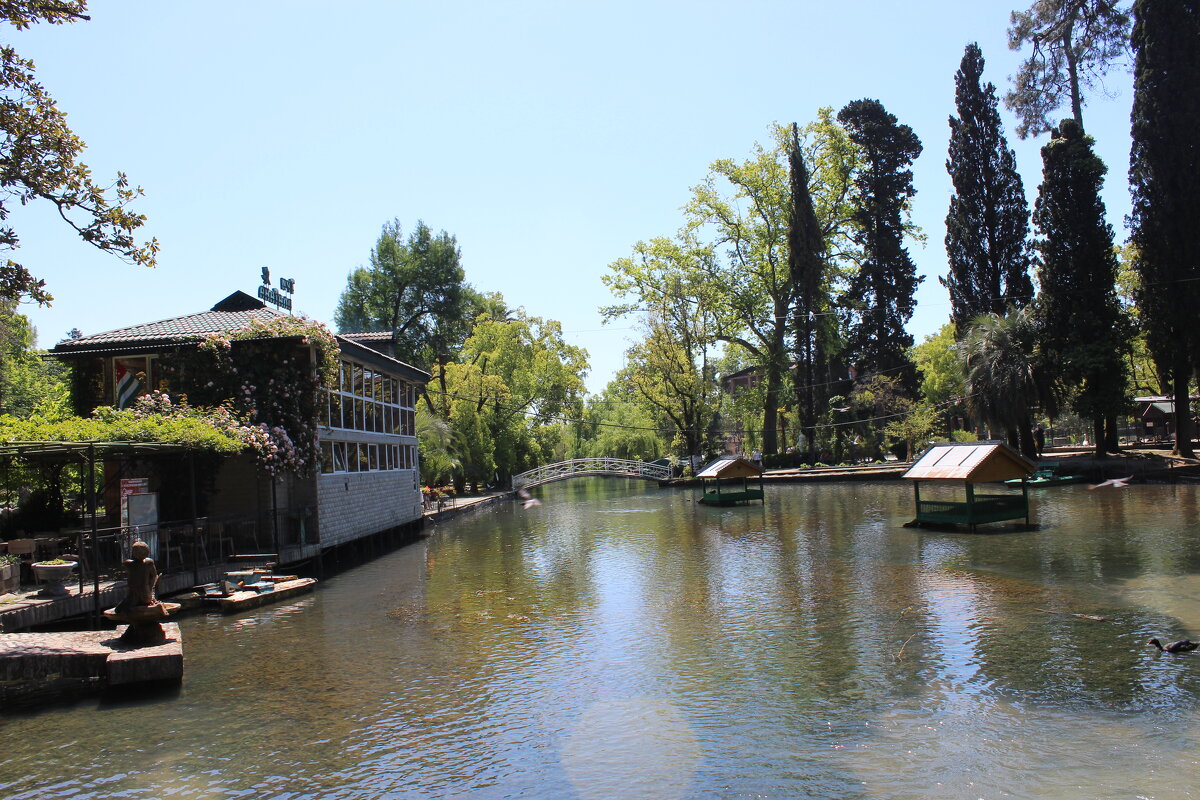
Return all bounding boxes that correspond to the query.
[960,308,1039,457]
[415,406,460,486]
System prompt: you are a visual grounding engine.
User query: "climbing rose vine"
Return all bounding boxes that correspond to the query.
[187,316,339,475]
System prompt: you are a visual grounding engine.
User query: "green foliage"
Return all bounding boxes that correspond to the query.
[943,43,1034,336]
[1006,0,1131,139]
[1113,243,1166,396]
[960,308,1040,456]
[1129,0,1200,455]
[604,238,724,458]
[836,99,923,392]
[787,121,836,458]
[0,1,158,303]
[433,309,588,484]
[415,405,459,486]
[884,403,940,460]
[0,299,69,418]
[913,323,964,407]
[333,219,473,369]
[684,127,796,454]
[570,385,665,461]
[185,315,339,474]
[0,392,247,452]
[1032,119,1127,429]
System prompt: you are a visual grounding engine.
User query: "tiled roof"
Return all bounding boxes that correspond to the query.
[338,331,394,342]
[51,292,286,353]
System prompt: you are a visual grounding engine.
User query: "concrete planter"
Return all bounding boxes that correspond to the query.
[32,561,76,597]
[0,562,18,594]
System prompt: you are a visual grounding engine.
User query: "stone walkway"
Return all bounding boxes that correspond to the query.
[423,491,511,523]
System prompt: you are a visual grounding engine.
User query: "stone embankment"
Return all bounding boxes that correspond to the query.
[0,623,182,710]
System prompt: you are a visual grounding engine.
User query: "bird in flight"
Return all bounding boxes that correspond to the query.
[1090,475,1133,489]
[517,487,542,509]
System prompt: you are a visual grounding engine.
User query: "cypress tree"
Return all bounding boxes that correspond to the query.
[942,43,1034,338]
[1033,119,1126,454]
[1129,0,1200,458]
[787,122,829,461]
[836,99,923,393]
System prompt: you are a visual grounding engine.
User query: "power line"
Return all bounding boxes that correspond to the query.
[421,384,972,440]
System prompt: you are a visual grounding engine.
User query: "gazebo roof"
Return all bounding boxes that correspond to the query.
[696,456,764,479]
[903,442,1035,483]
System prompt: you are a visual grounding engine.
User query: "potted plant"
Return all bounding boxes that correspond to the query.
[31,557,77,597]
[0,553,20,594]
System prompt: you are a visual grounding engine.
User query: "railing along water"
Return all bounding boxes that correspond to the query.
[512,458,672,489]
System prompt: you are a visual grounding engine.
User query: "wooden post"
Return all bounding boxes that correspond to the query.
[189,452,200,587]
[89,444,100,622]
[966,482,976,533]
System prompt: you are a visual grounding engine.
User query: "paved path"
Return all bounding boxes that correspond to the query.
[422,492,511,523]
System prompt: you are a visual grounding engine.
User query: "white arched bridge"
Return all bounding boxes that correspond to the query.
[513,458,674,489]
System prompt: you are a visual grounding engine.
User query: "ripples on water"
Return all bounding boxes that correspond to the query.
[2,479,1199,799]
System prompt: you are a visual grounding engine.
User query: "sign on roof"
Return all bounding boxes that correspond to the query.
[257,266,295,312]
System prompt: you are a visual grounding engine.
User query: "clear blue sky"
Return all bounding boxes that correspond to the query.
[11,1,1135,394]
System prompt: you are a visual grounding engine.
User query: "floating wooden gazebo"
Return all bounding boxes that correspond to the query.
[902,442,1036,531]
[696,456,765,506]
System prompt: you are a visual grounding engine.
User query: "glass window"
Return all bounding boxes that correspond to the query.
[333,442,348,472]
[332,392,344,429]
[352,364,363,397]
[358,443,370,472]
[341,361,352,392]
[368,444,378,471]
[320,441,333,474]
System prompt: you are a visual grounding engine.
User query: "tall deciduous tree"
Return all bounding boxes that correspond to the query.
[943,44,1034,337]
[686,134,792,454]
[836,99,924,393]
[440,310,588,487]
[603,235,724,461]
[1032,119,1127,454]
[333,219,473,369]
[1006,0,1132,139]
[1128,0,1200,457]
[0,0,158,303]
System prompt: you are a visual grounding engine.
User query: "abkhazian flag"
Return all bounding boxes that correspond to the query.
[115,363,141,409]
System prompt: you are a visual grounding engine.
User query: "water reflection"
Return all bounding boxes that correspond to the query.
[1,479,1198,799]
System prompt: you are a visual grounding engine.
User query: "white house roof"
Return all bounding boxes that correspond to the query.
[903,442,1035,483]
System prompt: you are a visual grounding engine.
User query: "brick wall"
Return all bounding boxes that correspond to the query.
[317,469,423,548]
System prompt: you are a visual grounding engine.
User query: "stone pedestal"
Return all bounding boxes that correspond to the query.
[103,602,181,646]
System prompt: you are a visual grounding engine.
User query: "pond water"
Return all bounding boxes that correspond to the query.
[2,479,1199,799]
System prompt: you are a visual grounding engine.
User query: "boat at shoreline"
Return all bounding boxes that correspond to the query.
[1005,464,1087,488]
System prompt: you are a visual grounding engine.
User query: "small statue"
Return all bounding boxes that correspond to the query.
[104,540,178,645]
[113,540,164,616]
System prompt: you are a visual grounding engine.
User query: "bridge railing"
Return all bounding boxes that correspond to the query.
[513,458,673,489]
